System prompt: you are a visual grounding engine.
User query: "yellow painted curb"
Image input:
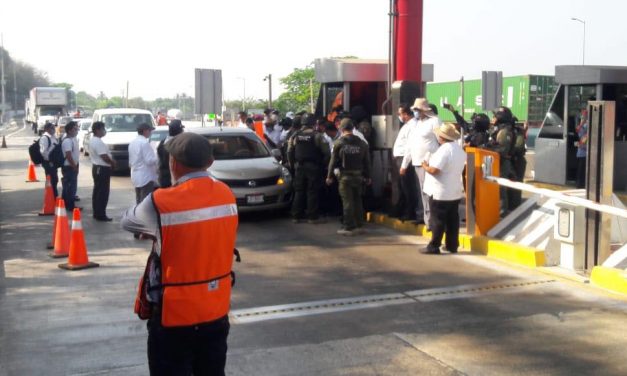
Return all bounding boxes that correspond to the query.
[590,266,627,295]
[367,212,545,267]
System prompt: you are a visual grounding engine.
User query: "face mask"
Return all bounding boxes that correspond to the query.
[413,111,419,118]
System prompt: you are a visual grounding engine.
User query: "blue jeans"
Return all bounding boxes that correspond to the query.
[62,166,78,211]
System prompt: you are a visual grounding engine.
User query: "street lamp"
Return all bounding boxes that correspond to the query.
[263,74,272,109]
[571,17,586,65]
[236,77,246,111]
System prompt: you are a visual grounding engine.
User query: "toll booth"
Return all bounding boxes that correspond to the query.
[535,66,627,191]
[314,58,434,201]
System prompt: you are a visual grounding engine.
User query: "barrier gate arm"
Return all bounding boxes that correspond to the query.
[483,175,627,220]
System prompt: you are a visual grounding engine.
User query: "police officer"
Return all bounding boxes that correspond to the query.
[442,103,490,148]
[326,118,371,236]
[488,108,517,214]
[287,113,330,223]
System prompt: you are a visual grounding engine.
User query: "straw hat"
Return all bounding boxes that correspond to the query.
[411,98,431,112]
[434,123,461,141]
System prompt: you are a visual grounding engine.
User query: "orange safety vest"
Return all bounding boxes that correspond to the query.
[152,176,238,327]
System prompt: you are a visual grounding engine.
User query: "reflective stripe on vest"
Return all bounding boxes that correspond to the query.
[160,203,237,226]
[153,177,238,327]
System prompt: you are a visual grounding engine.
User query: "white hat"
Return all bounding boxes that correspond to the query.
[434,123,461,141]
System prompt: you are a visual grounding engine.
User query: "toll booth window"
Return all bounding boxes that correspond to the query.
[325,84,344,119]
[539,85,565,139]
[567,85,596,133]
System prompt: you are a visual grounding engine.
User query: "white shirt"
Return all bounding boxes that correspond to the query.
[353,128,369,145]
[128,135,158,188]
[89,136,112,167]
[39,133,58,160]
[61,136,79,167]
[323,133,339,152]
[393,118,416,157]
[265,124,282,146]
[236,121,248,129]
[423,141,467,201]
[401,115,441,168]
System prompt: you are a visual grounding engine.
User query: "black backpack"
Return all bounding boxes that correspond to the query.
[28,138,44,165]
[49,138,65,168]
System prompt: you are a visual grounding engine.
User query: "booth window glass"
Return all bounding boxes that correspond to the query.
[567,85,596,133]
[539,85,565,139]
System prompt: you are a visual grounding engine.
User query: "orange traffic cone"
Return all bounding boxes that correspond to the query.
[25,159,39,182]
[47,198,62,249]
[59,209,99,270]
[49,199,70,258]
[38,176,56,216]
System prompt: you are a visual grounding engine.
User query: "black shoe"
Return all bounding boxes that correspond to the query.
[94,216,113,222]
[74,196,81,202]
[419,247,440,255]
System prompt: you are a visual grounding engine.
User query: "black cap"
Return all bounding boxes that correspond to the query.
[165,132,213,168]
[169,119,184,136]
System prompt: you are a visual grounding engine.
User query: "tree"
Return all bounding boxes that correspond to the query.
[0,47,50,111]
[274,64,320,114]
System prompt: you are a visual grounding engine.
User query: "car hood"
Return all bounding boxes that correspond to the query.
[209,157,281,180]
[101,132,136,145]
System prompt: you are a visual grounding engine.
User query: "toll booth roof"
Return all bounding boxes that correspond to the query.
[556,65,627,85]
[314,58,434,84]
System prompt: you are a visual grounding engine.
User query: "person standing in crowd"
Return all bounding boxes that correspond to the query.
[40,121,59,197]
[350,106,373,145]
[327,118,371,236]
[121,132,238,376]
[61,121,81,212]
[89,121,116,221]
[488,108,516,215]
[157,120,184,188]
[421,123,466,254]
[442,104,490,148]
[392,104,417,221]
[129,123,158,238]
[287,113,330,224]
[400,98,441,226]
[576,107,588,188]
[236,111,248,128]
[156,111,167,126]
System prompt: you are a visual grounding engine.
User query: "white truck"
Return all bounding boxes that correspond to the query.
[26,87,68,135]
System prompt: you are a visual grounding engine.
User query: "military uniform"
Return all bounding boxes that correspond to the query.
[489,124,516,213]
[328,134,370,231]
[287,126,330,221]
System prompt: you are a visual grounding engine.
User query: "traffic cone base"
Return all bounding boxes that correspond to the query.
[59,209,100,271]
[38,176,56,216]
[50,199,70,258]
[58,261,100,270]
[46,242,54,250]
[26,160,39,182]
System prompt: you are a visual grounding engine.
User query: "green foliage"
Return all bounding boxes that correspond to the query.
[274,64,320,114]
[52,82,73,90]
[0,47,50,111]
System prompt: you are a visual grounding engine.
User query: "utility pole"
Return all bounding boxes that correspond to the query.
[126,80,129,107]
[264,74,272,108]
[309,78,314,113]
[1,34,6,124]
[13,61,17,111]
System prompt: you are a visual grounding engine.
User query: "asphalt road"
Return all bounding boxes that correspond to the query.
[1,123,626,375]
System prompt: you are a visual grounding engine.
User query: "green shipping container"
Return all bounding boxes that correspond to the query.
[426,75,557,126]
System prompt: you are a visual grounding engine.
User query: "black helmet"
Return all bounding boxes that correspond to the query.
[472,113,490,131]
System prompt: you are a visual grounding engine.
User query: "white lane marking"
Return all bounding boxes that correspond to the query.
[230,279,555,324]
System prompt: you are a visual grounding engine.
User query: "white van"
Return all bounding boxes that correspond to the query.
[91,108,156,171]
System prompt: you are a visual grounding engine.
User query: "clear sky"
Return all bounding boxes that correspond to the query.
[2,0,625,101]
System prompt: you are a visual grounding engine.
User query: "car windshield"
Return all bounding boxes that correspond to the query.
[102,114,154,132]
[205,133,269,160]
[80,122,92,130]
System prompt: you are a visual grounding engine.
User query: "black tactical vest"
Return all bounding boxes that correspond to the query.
[339,136,364,171]
[294,129,320,163]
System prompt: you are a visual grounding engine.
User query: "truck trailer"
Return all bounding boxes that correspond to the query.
[26,87,68,135]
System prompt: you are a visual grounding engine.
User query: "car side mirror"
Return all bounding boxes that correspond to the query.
[271,149,282,159]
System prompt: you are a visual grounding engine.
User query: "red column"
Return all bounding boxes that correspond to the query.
[394,0,423,83]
